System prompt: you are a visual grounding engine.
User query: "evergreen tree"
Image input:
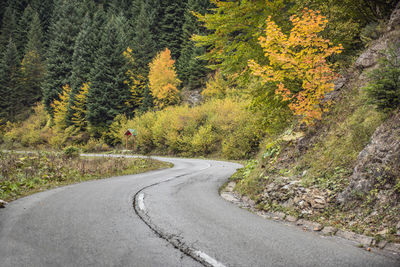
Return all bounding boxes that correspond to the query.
[0,6,17,55]
[131,1,158,77]
[15,4,34,57]
[42,0,83,115]
[70,14,95,94]
[0,39,21,122]
[158,0,186,59]
[129,0,161,112]
[6,0,29,17]
[30,0,55,43]
[129,0,142,24]
[139,86,154,113]
[20,11,44,107]
[0,1,8,29]
[68,8,107,124]
[177,0,211,90]
[24,11,43,56]
[86,16,131,136]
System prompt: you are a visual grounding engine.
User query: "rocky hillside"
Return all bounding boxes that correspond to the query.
[229,2,400,249]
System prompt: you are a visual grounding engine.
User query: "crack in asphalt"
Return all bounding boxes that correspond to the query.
[132,163,225,267]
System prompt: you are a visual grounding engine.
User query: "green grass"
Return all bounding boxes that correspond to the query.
[0,151,172,202]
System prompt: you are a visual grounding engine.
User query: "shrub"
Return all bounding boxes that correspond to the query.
[63,146,80,158]
[126,98,264,159]
[360,21,385,46]
[364,46,400,113]
[3,104,51,148]
[80,138,110,153]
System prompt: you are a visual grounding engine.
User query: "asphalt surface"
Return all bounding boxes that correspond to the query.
[0,155,399,267]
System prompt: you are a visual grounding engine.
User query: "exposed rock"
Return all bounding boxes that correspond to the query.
[388,2,400,31]
[181,89,203,106]
[296,219,322,231]
[0,199,7,208]
[321,226,338,236]
[225,182,236,192]
[325,77,347,102]
[242,196,255,207]
[377,240,388,249]
[273,212,286,220]
[338,111,400,204]
[286,215,297,222]
[281,198,294,208]
[221,192,240,203]
[265,182,276,192]
[336,230,373,246]
[311,196,326,209]
[334,77,347,91]
[355,41,388,69]
[377,229,389,236]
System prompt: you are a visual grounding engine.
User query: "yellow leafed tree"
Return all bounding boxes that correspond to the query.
[71,82,89,131]
[148,48,181,109]
[249,9,343,124]
[123,47,145,109]
[51,84,71,130]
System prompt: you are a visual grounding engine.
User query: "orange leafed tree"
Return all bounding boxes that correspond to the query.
[249,9,343,124]
[149,48,181,109]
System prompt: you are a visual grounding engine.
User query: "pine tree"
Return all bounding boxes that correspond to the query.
[158,0,186,60]
[68,7,107,120]
[129,0,142,24]
[24,10,43,56]
[15,4,34,57]
[177,0,211,90]
[42,0,83,115]
[131,1,158,77]
[0,39,21,123]
[86,16,131,136]
[0,6,17,55]
[20,11,44,107]
[129,0,161,112]
[70,14,95,94]
[0,1,8,29]
[6,0,30,17]
[30,0,55,43]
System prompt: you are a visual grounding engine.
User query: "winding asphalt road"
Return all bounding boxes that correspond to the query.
[0,155,399,267]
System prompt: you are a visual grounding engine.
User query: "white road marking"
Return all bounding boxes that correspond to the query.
[138,193,146,211]
[195,250,226,267]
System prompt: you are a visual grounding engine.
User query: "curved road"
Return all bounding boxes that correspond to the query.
[0,155,398,267]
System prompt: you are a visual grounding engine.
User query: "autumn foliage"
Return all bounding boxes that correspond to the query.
[148,48,181,109]
[51,84,71,131]
[71,83,89,131]
[249,9,343,124]
[123,47,145,110]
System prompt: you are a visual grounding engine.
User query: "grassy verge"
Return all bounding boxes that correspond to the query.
[0,151,172,202]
